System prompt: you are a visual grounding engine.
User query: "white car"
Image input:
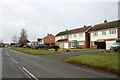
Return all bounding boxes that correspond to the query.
[110,42,120,52]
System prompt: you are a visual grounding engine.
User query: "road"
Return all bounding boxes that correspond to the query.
[1,48,119,79]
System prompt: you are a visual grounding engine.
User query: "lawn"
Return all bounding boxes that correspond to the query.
[68,48,96,51]
[11,47,57,55]
[64,51,119,74]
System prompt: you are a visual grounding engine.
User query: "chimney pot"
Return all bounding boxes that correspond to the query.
[104,20,107,23]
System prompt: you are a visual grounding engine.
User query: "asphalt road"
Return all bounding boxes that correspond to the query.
[2,48,119,79]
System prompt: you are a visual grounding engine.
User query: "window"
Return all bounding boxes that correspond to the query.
[65,35,67,39]
[93,32,98,36]
[109,29,116,34]
[60,43,64,48]
[50,38,53,40]
[69,41,77,48]
[79,42,84,45]
[74,34,76,37]
[92,42,97,46]
[61,36,62,39]
[69,34,72,38]
[79,33,83,37]
[102,31,106,35]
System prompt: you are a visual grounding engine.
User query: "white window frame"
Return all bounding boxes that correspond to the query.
[93,32,98,36]
[109,29,116,34]
[102,30,106,35]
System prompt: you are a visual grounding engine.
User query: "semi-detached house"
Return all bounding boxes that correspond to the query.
[55,26,92,49]
[90,20,120,49]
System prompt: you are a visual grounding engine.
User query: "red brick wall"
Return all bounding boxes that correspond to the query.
[77,45,86,48]
[43,34,55,44]
[90,41,97,49]
[85,32,90,48]
[118,28,120,38]
[91,46,97,49]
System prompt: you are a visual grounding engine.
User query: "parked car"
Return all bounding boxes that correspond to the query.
[47,45,60,51]
[23,45,31,48]
[110,42,120,52]
[36,44,47,49]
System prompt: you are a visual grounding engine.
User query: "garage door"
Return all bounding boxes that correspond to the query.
[106,40,116,50]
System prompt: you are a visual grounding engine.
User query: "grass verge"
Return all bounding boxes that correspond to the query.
[64,51,119,74]
[11,47,57,55]
[68,48,96,51]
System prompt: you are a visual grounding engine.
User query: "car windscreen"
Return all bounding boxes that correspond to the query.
[112,42,120,45]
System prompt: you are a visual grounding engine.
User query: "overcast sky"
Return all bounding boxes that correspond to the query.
[0,0,119,43]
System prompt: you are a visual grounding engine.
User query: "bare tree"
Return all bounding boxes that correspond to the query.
[12,35,18,43]
[18,28,29,47]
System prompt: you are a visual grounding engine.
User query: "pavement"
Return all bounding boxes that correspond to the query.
[1,48,119,79]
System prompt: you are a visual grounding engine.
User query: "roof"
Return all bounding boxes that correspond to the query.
[55,26,91,37]
[55,30,70,37]
[43,34,54,39]
[56,39,68,42]
[70,26,91,34]
[90,20,120,31]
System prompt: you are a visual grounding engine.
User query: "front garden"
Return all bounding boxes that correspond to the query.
[11,47,57,55]
[64,51,119,74]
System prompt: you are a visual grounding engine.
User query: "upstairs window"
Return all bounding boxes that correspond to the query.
[74,34,76,37]
[102,31,106,35]
[79,33,83,37]
[65,35,68,39]
[93,32,98,36]
[109,29,116,34]
[50,38,53,40]
[69,34,72,38]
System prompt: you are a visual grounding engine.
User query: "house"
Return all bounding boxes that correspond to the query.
[55,26,92,49]
[27,41,38,46]
[41,34,55,45]
[90,20,120,49]
[37,38,43,44]
[55,30,70,49]
[69,26,91,49]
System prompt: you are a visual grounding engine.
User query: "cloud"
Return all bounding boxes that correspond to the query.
[0,0,118,43]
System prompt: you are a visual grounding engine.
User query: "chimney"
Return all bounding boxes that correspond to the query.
[84,25,86,27]
[47,34,49,36]
[104,20,107,23]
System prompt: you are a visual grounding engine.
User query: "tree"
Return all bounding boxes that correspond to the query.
[18,28,29,47]
[12,35,18,43]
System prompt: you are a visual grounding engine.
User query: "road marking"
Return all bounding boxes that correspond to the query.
[18,66,31,78]
[5,49,38,79]
[6,52,9,56]
[10,57,18,64]
[22,67,39,80]
[7,53,9,57]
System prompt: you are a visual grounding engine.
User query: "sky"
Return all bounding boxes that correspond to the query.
[0,0,119,43]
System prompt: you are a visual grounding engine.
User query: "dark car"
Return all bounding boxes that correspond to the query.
[49,45,60,51]
[110,42,120,52]
[36,44,47,49]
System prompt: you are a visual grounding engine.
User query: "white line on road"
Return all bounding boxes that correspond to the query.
[22,67,39,80]
[5,51,18,64]
[5,49,38,79]
[6,53,9,57]
[18,66,31,78]
[10,57,18,64]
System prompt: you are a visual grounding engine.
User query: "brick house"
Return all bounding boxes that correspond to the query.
[40,34,55,45]
[55,26,92,49]
[90,20,120,49]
